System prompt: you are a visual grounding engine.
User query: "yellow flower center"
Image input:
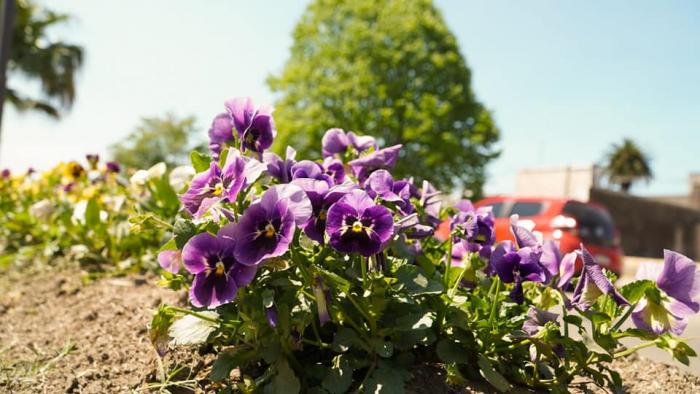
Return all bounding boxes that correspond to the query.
[212,182,224,196]
[319,210,327,221]
[351,220,364,233]
[215,261,226,276]
[264,223,276,238]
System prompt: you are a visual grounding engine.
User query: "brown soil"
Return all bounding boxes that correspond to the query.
[0,268,698,394]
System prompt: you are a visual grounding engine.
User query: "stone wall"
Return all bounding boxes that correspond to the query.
[590,188,700,259]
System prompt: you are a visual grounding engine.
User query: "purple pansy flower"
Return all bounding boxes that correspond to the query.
[540,240,577,289]
[325,189,394,256]
[321,128,376,158]
[208,112,235,160]
[419,180,442,226]
[1,169,10,178]
[632,250,700,335]
[180,150,265,218]
[451,204,495,260]
[293,179,355,244]
[523,306,559,337]
[158,250,182,274]
[263,146,297,184]
[225,97,276,154]
[266,305,279,328]
[365,170,414,214]
[105,161,120,173]
[182,226,257,308]
[291,160,332,184]
[571,246,629,311]
[86,154,99,168]
[490,240,546,303]
[348,144,402,183]
[322,157,345,184]
[233,184,312,265]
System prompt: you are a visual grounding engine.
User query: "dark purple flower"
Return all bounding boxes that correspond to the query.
[523,306,559,337]
[180,150,265,218]
[1,169,10,178]
[291,160,332,184]
[225,97,276,153]
[348,144,402,183]
[419,180,442,226]
[321,128,376,158]
[322,157,346,184]
[540,240,576,289]
[105,161,120,173]
[86,154,99,168]
[233,184,312,265]
[632,250,700,335]
[158,250,181,274]
[263,146,296,183]
[490,241,546,303]
[510,214,541,249]
[26,167,35,175]
[451,205,495,259]
[571,246,629,311]
[292,179,355,244]
[208,112,235,160]
[182,226,258,308]
[325,189,394,256]
[266,305,279,328]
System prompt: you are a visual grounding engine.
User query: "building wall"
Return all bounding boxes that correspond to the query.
[516,165,600,201]
[590,188,700,259]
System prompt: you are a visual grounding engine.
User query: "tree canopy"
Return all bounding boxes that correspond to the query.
[109,114,203,170]
[5,0,83,118]
[605,138,652,193]
[268,0,499,193]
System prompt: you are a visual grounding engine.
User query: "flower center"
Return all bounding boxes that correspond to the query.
[215,261,226,276]
[319,210,327,221]
[212,182,224,196]
[264,223,276,238]
[351,220,364,233]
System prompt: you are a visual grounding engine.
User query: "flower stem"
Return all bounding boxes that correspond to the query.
[168,306,227,324]
[443,236,453,285]
[614,341,656,359]
[611,304,635,332]
[488,277,501,330]
[562,304,569,338]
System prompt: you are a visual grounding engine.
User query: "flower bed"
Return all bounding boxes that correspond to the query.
[146,97,700,393]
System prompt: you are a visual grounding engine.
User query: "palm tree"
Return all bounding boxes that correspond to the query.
[5,0,83,118]
[605,138,652,193]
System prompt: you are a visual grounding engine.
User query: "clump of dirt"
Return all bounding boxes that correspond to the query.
[0,268,698,393]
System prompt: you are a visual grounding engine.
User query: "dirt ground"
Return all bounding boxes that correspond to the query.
[0,268,698,394]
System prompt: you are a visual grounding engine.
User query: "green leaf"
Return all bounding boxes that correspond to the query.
[84,198,101,228]
[168,311,219,345]
[158,237,177,253]
[190,150,211,173]
[364,362,408,394]
[264,359,300,394]
[563,314,583,326]
[394,312,434,330]
[174,219,197,249]
[149,305,176,356]
[477,355,512,393]
[395,265,444,296]
[372,339,394,358]
[211,348,256,382]
[620,280,655,304]
[436,339,470,364]
[332,328,360,353]
[322,355,353,394]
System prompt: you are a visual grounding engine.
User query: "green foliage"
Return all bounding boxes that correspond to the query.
[6,0,84,118]
[605,138,653,192]
[268,0,499,193]
[109,113,203,170]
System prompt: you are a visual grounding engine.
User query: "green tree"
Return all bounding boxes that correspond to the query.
[268,0,499,193]
[110,114,203,170]
[5,0,83,118]
[605,138,652,193]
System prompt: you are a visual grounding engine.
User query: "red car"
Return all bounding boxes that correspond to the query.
[438,197,623,275]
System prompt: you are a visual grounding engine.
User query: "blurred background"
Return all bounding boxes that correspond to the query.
[2,0,700,261]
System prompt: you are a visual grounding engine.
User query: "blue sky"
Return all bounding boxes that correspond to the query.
[2,0,698,196]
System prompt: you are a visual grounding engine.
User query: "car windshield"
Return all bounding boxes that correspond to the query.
[509,202,544,217]
[563,202,616,247]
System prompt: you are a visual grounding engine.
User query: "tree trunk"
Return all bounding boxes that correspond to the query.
[621,181,632,193]
[0,0,17,160]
